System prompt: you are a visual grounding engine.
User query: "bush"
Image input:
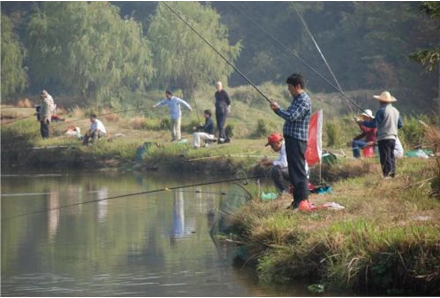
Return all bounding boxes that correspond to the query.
[325,121,341,147]
[226,124,235,138]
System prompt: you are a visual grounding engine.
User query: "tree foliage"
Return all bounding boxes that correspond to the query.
[410,2,440,72]
[147,2,241,99]
[1,14,27,102]
[26,2,154,106]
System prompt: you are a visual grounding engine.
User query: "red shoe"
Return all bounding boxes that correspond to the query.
[298,200,312,211]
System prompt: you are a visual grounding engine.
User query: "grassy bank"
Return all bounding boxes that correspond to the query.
[225,158,440,295]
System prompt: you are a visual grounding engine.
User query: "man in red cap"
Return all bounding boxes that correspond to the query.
[261,133,290,195]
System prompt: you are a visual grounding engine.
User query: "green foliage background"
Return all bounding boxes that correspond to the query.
[1,1,439,115]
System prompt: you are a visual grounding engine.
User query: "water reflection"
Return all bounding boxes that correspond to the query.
[1,171,319,297]
[47,190,59,241]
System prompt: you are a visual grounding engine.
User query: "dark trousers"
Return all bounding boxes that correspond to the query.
[270,165,290,193]
[284,136,309,206]
[40,121,50,139]
[215,109,227,140]
[378,139,396,177]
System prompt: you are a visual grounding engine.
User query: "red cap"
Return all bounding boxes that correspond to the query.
[265,133,283,146]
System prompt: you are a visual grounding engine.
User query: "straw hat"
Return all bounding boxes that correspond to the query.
[360,109,375,119]
[373,91,396,103]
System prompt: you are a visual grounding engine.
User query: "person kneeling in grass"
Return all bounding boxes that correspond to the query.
[193,110,215,149]
[83,114,107,146]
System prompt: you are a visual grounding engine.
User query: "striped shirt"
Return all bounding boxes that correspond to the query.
[275,92,311,141]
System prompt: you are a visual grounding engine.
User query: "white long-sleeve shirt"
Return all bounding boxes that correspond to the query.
[273,141,288,168]
[154,96,192,120]
[90,119,107,134]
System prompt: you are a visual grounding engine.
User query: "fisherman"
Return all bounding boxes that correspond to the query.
[261,133,290,195]
[37,91,52,139]
[350,109,377,158]
[153,90,192,142]
[359,91,403,178]
[192,109,215,149]
[270,73,311,210]
[214,81,231,144]
[83,114,107,146]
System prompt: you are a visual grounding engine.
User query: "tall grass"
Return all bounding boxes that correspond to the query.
[226,158,440,294]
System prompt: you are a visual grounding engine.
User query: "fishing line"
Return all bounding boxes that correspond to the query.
[3,175,261,221]
[161,2,273,104]
[229,2,366,114]
[293,5,355,115]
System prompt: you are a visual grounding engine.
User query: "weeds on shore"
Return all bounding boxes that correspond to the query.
[228,158,440,295]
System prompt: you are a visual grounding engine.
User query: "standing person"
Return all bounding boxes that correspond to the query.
[192,110,215,149]
[359,91,403,178]
[153,90,192,142]
[270,73,311,210]
[214,81,231,143]
[83,114,107,146]
[350,109,377,158]
[38,91,52,139]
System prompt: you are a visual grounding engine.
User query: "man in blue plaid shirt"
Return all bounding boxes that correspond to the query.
[270,73,311,210]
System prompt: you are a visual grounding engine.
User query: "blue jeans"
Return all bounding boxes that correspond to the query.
[352,140,367,158]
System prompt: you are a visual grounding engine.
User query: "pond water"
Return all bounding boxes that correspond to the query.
[1,170,318,297]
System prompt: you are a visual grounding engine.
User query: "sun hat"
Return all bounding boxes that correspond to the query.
[360,109,375,119]
[265,133,283,146]
[373,91,397,103]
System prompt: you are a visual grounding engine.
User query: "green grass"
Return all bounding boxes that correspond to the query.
[225,158,440,295]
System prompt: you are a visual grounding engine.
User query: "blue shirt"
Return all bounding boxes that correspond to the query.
[274,92,311,141]
[155,96,192,120]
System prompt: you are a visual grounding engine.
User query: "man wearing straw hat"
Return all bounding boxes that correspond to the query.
[358,91,403,178]
[350,109,377,158]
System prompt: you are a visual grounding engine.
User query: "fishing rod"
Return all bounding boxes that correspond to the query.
[2,175,261,221]
[293,4,355,116]
[228,2,367,114]
[161,2,273,104]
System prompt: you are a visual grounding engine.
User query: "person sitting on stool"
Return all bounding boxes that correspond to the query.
[193,110,215,149]
[350,109,377,158]
[83,114,107,146]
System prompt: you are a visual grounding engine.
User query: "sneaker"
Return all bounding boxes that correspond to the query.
[204,143,209,148]
[298,200,312,211]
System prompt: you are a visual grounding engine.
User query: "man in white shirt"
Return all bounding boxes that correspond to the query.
[261,133,309,195]
[260,133,291,194]
[83,113,107,145]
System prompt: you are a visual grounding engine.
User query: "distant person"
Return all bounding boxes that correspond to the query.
[38,90,66,122]
[153,90,192,142]
[359,91,403,178]
[193,110,215,149]
[83,114,107,146]
[270,73,311,210]
[37,91,52,139]
[214,81,231,144]
[350,109,377,158]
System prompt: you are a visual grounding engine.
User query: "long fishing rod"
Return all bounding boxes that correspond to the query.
[229,2,366,114]
[2,175,261,221]
[161,2,272,104]
[292,5,355,116]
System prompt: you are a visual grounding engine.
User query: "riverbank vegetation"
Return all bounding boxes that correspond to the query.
[226,157,440,295]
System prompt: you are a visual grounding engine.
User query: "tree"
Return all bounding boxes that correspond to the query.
[1,14,27,102]
[410,2,440,72]
[147,2,241,99]
[26,2,154,107]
